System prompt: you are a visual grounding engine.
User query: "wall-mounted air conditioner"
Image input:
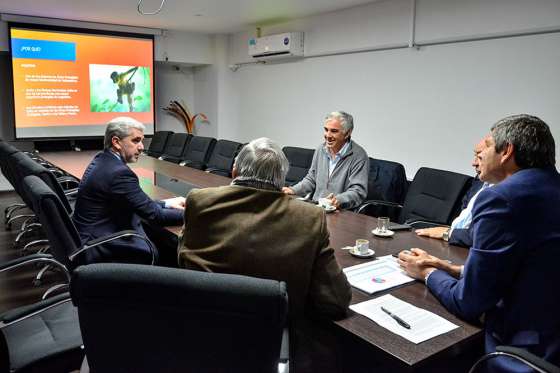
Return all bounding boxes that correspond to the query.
[248,32,304,61]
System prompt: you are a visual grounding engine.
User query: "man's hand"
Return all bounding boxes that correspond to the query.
[282,187,295,195]
[165,196,186,210]
[415,226,448,240]
[398,248,463,279]
[326,193,339,209]
[397,248,438,280]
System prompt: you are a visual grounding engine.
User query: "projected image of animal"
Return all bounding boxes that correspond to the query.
[89,64,151,113]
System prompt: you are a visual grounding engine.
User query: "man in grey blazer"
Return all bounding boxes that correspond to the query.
[282,111,369,210]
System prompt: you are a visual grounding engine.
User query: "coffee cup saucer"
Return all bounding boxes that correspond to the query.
[323,205,336,213]
[349,247,375,258]
[372,228,395,237]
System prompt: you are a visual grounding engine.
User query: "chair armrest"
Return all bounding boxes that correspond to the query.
[279,327,289,373]
[69,230,156,265]
[47,167,65,177]
[496,346,560,373]
[57,176,80,187]
[405,219,449,229]
[0,292,71,324]
[0,253,70,282]
[356,200,403,215]
[469,346,560,373]
[64,188,79,197]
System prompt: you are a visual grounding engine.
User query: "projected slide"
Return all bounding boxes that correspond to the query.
[10,27,154,139]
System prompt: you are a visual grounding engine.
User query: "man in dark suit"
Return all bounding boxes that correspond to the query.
[399,114,560,372]
[178,137,351,372]
[72,117,185,265]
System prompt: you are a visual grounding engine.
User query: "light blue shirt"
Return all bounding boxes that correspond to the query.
[449,182,491,233]
[327,141,350,176]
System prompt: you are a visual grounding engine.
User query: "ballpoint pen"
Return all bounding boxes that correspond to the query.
[380,306,411,329]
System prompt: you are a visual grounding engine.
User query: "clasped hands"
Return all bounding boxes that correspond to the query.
[398,248,462,280]
[397,248,439,280]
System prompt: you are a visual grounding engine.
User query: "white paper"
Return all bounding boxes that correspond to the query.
[350,294,459,344]
[343,255,415,294]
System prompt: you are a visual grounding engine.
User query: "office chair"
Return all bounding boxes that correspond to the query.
[21,175,157,294]
[0,142,28,227]
[282,146,314,186]
[11,152,80,249]
[0,292,84,373]
[159,133,191,163]
[469,346,560,373]
[205,139,243,177]
[71,263,289,373]
[356,157,407,220]
[358,167,472,228]
[145,130,173,158]
[178,135,217,169]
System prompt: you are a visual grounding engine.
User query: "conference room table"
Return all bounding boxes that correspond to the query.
[41,150,483,373]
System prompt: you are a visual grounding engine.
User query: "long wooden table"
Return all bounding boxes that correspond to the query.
[42,151,483,372]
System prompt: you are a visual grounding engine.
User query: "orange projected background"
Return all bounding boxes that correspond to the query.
[11,27,154,137]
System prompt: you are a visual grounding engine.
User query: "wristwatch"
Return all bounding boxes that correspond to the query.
[442,228,450,242]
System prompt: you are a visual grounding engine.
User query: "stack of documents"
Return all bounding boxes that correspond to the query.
[343,255,415,294]
[350,294,459,343]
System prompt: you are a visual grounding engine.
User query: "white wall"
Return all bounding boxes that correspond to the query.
[221,0,560,177]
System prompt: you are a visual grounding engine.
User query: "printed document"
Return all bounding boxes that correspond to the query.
[343,255,415,294]
[350,294,459,344]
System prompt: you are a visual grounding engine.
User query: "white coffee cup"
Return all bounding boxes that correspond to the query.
[318,198,333,209]
[355,239,369,255]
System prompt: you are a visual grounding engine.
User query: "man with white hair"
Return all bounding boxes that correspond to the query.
[178,137,351,371]
[72,117,185,265]
[283,111,368,210]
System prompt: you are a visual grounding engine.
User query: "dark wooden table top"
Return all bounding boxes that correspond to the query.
[42,151,483,370]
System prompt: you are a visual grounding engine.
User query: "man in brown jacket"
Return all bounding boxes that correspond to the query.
[178,137,351,372]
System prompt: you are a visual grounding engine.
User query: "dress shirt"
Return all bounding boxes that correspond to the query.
[328,141,350,176]
[449,182,490,234]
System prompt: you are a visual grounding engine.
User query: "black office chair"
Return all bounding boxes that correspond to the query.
[0,292,84,373]
[7,152,81,254]
[356,157,407,220]
[358,167,472,228]
[0,142,28,227]
[22,175,157,274]
[282,146,314,186]
[205,139,243,177]
[71,263,289,373]
[179,135,217,170]
[469,346,560,373]
[145,130,173,158]
[159,133,191,163]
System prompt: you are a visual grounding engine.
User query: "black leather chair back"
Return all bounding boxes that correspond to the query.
[14,152,73,214]
[146,131,173,157]
[23,175,82,270]
[367,157,408,204]
[0,142,20,188]
[71,263,288,373]
[283,147,314,186]
[182,136,217,169]
[206,139,242,177]
[161,133,191,159]
[400,167,472,225]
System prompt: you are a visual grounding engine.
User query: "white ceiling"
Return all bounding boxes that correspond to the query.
[0,0,381,34]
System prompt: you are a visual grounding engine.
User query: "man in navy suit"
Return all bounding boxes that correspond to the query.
[72,117,185,265]
[399,114,559,372]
